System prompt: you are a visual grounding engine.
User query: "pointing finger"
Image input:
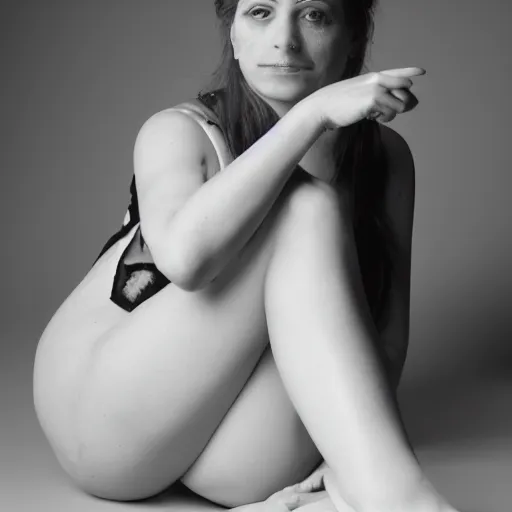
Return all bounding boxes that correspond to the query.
[380,67,426,77]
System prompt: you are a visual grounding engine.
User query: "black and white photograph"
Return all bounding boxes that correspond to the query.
[2,1,512,510]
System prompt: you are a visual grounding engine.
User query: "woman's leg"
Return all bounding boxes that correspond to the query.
[180,343,323,507]
[54,173,315,502]
[180,179,430,512]
[257,180,427,512]
[44,173,429,511]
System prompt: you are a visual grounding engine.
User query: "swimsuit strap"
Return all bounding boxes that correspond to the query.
[168,99,233,172]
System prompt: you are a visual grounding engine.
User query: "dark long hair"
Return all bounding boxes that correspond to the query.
[198,0,398,332]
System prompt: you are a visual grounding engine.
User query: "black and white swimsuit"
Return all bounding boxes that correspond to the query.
[91,94,233,312]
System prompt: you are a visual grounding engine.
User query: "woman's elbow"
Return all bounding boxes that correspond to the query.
[152,243,211,292]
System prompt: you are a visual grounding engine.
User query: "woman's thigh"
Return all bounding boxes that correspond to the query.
[34,176,309,501]
[180,342,322,508]
[34,170,332,502]
[179,178,346,507]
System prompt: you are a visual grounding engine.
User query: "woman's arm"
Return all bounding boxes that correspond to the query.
[135,97,324,291]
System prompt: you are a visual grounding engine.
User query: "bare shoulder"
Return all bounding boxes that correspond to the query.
[134,101,217,178]
[135,104,205,144]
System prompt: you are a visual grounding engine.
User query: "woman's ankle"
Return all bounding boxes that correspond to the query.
[356,476,456,512]
[325,468,456,512]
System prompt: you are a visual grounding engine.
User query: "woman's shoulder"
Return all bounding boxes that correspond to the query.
[132,105,215,175]
[166,89,224,128]
[167,96,221,127]
[134,93,229,178]
[142,100,214,129]
[139,89,221,130]
[135,106,210,152]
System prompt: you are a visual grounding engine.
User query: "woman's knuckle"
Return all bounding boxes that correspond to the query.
[370,82,381,96]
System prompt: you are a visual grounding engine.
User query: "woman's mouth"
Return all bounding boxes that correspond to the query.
[260,64,307,73]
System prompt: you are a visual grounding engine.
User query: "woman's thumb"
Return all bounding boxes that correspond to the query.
[297,470,325,492]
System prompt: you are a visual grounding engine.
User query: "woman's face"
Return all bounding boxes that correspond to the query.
[230,0,351,115]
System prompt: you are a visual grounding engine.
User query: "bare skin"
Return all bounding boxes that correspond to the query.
[231,462,331,512]
[33,1,465,512]
[231,463,456,512]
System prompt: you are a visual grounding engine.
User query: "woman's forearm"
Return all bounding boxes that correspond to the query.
[158,97,325,290]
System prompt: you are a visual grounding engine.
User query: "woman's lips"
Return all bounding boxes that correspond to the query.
[260,64,309,72]
[260,63,310,68]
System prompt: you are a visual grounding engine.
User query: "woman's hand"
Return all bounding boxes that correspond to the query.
[295,461,329,493]
[231,477,329,511]
[262,479,330,511]
[272,467,349,512]
[233,468,330,512]
[302,67,426,129]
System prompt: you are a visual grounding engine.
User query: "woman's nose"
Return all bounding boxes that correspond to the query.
[271,16,301,51]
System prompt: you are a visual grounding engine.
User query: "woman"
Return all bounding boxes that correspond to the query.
[33,1,461,511]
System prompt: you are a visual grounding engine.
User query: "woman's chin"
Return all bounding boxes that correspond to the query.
[254,83,312,108]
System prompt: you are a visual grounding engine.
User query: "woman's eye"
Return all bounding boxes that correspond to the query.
[249,7,271,19]
[304,9,328,23]
[247,6,330,24]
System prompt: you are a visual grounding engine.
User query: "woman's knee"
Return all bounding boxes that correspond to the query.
[288,172,340,206]
[273,174,350,247]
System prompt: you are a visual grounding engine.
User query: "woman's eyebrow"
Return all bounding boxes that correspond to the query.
[295,0,334,4]
[242,0,334,4]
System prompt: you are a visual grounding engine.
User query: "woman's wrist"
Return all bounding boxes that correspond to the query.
[292,94,328,134]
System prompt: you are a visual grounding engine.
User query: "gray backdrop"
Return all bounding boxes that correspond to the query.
[2,1,511,511]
